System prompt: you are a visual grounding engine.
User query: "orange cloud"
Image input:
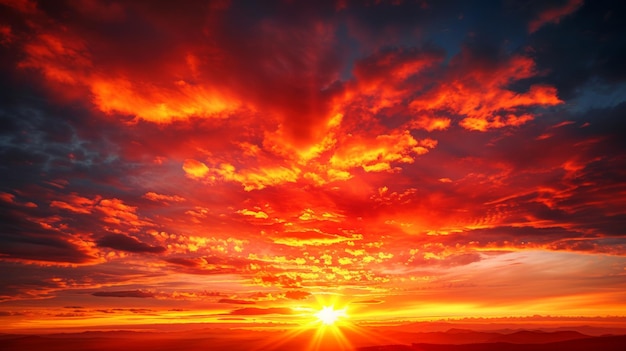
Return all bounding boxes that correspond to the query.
[329,131,437,172]
[284,290,311,300]
[49,194,98,214]
[182,159,209,179]
[90,77,239,123]
[96,198,151,227]
[237,208,269,219]
[143,192,186,204]
[271,230,361,247]
[218,298,255,305]
[410,54,562,131]
[410,115,452,131]
[17,24,241,124]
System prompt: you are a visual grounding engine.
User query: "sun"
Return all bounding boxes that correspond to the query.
[315,306,347,326]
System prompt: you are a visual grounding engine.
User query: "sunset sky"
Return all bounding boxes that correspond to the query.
[1,0,626,333]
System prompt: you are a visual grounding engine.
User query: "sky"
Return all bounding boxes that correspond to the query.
[1,0,626,332]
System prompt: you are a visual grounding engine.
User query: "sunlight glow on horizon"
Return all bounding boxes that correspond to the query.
[315,306,348,326]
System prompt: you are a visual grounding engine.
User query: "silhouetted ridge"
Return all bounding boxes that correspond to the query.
[358,334,626,351]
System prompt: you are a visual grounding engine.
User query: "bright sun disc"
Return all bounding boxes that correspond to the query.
[315,306,346,326]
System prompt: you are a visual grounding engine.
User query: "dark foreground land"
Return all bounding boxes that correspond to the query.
[1,328,625,351]
[359,335,626,351]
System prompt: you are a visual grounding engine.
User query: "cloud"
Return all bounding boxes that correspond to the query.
[228,307,294,316]
[49,194,98,214]
[284,290,311,300]
[409,50,562,131]
[7,0,347,151]
[96,198,152,227]
[528,0,584,33]
[182,159,210,179]
[259,274,303,289]
[0,310,23,316]
[165,257,200,267]
[351,299,383,304]
[218,298,255,305]
[0,192,37,207]
[0,192,15,203]
[164,255,253,275]
[90,77,240,123]
[1,0,625,324]
[96,233,166,254]
[271,230,360,247]
[196,163,302,191]
[237,208,269,219]
[410,116,452,132]
[92,290,155,298]
[0,206,99,265]
[349,46,444,113]
[143,192,185,204]
[0,0,38,14]
[329,131,437,172]
[527,1,626,105]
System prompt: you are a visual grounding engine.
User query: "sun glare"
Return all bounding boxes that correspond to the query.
[315,306,347,326]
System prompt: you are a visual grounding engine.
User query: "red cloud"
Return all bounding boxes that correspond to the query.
[529,0,584,33]
[0,192,14,203]
[353,46,442,83]
[0,24,13,45]
[0,0,37,14]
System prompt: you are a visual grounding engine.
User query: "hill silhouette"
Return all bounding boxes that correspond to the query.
[358,335,626,351]
[1,327,625,351]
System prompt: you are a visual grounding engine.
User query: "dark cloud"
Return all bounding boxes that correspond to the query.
[163,255,256,276]
[0,310,24,316]
[0,260,151,301]
[92,290,155,298]
[0,204,98,264]
[96,233,165,254]
[529,0,626,100]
